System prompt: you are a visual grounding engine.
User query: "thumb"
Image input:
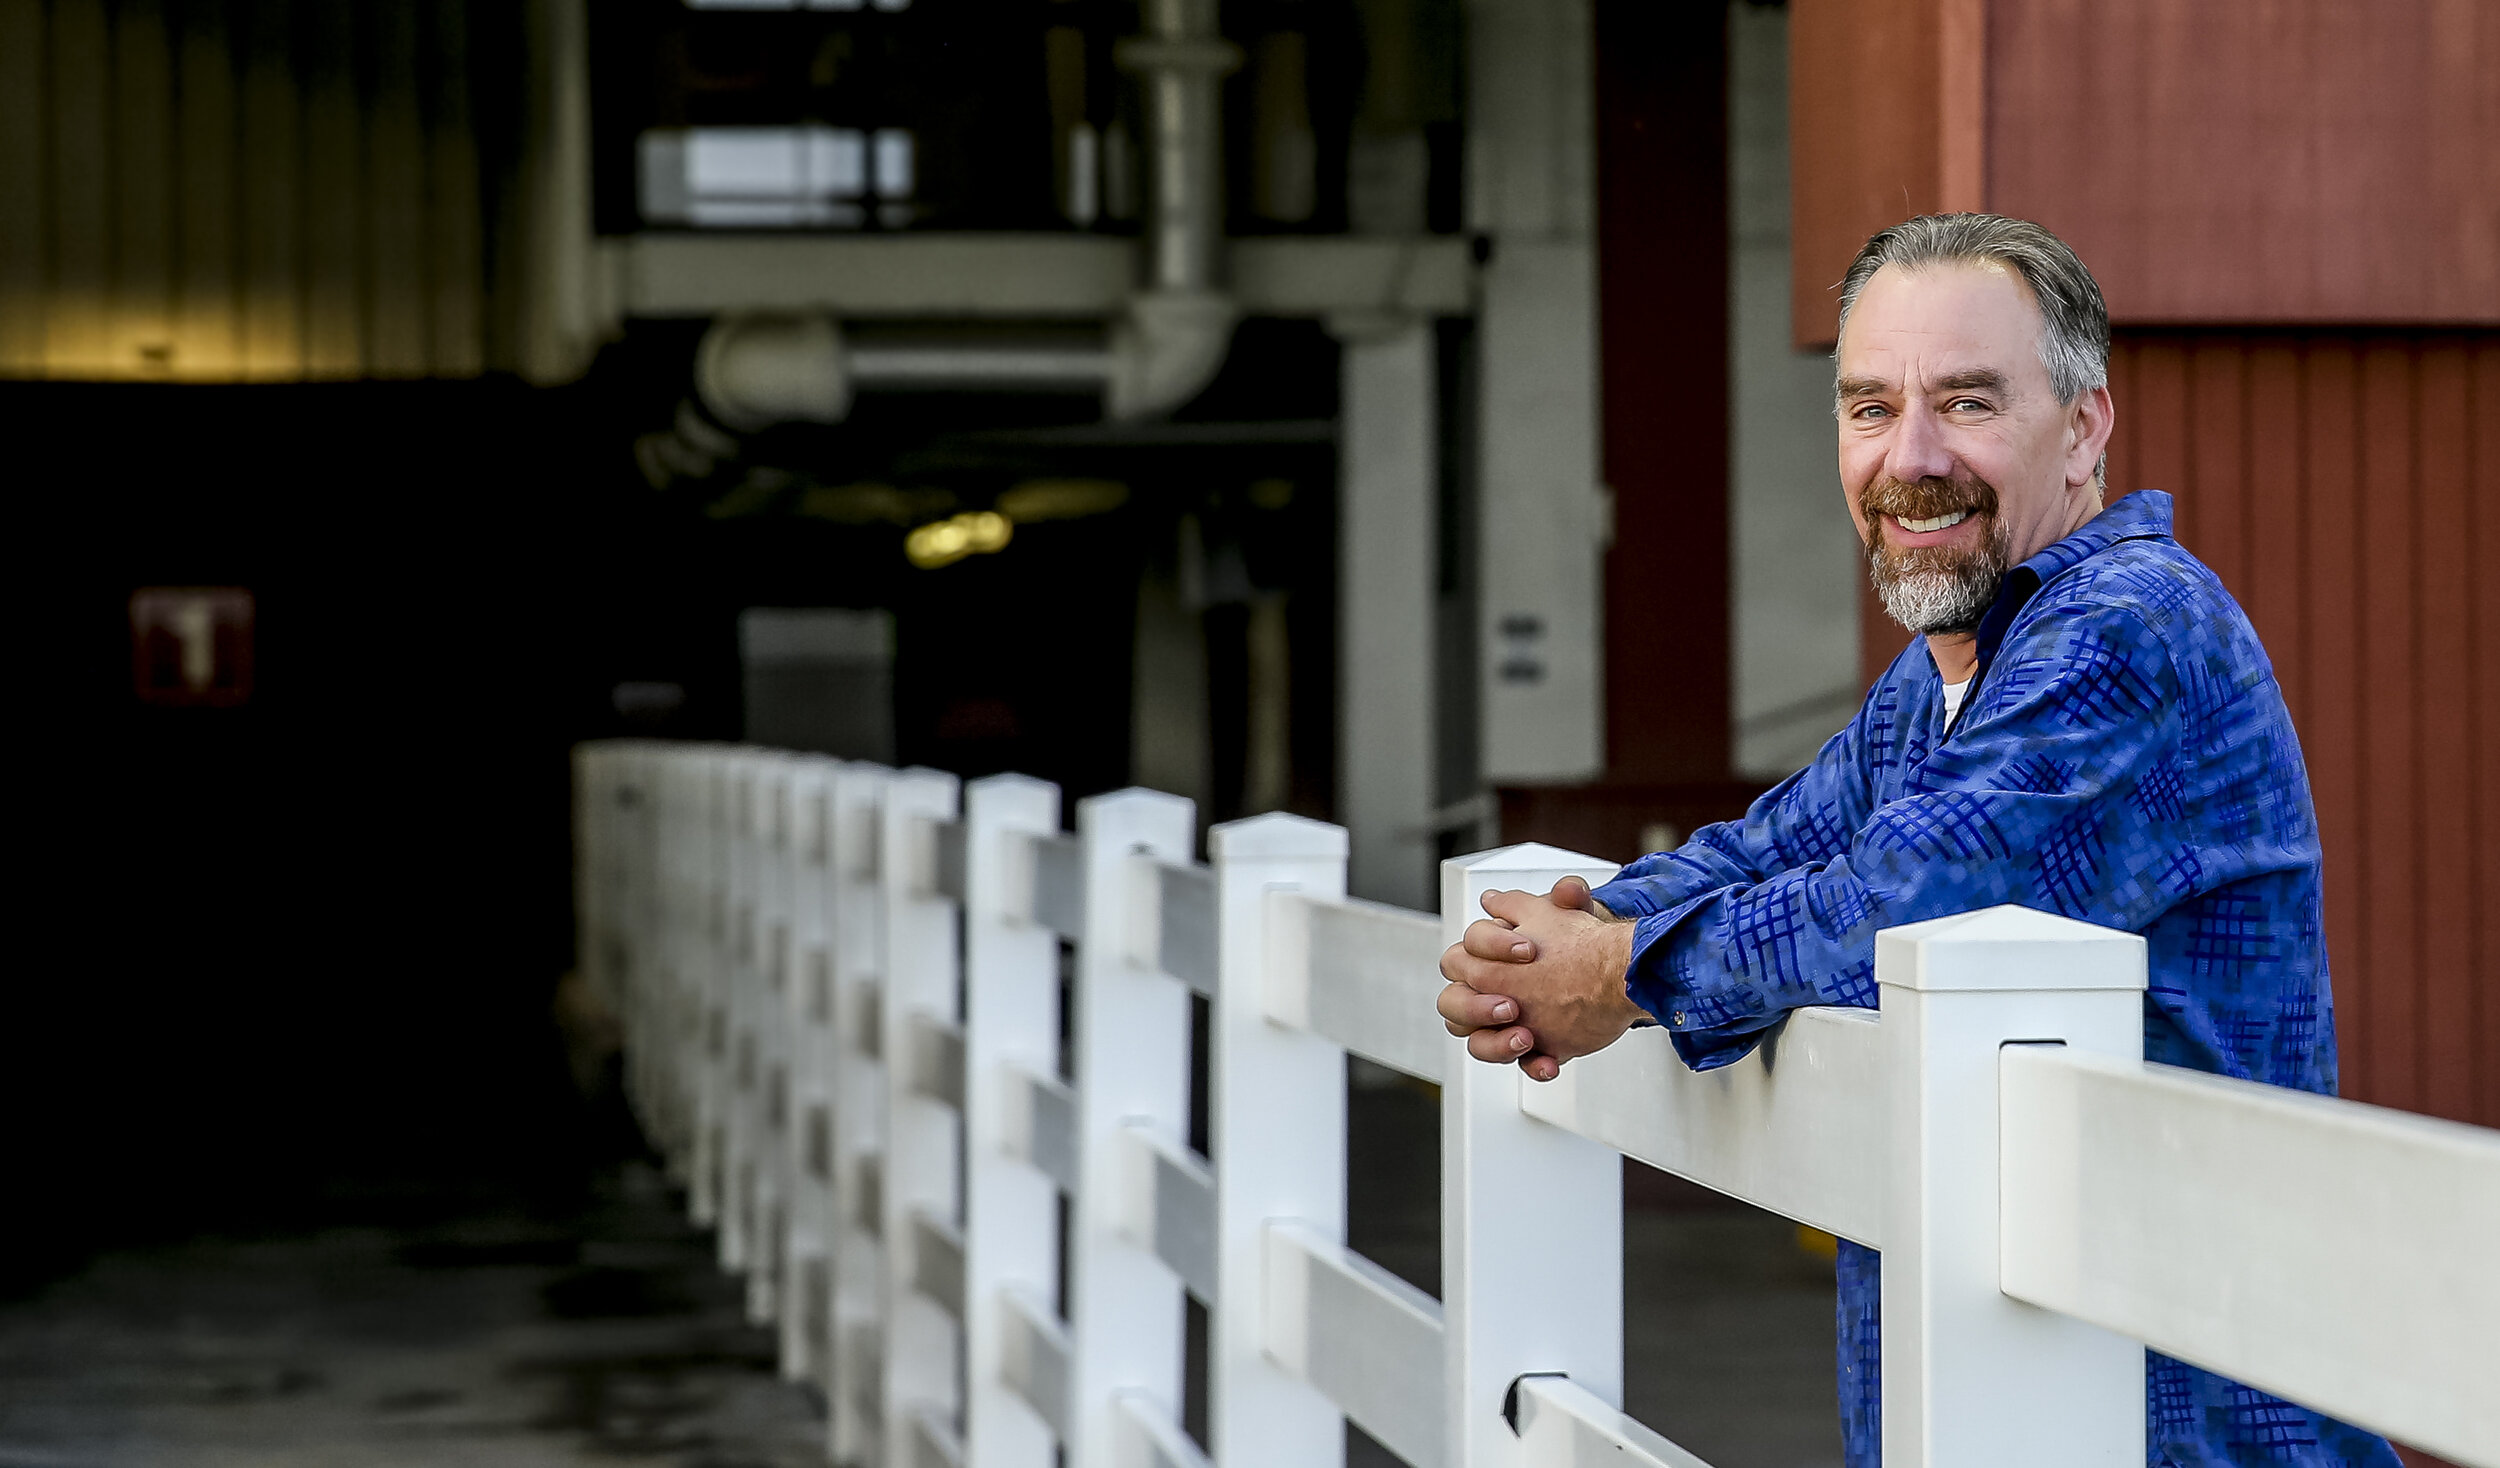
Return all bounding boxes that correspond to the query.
[1551,875,1594,910]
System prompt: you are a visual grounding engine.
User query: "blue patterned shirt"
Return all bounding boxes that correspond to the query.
[1590,492,2399,1468]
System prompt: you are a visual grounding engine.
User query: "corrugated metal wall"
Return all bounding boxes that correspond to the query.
[0,0,518,381]
[1856,337,2500,1133]
[2105,332,2500,1130]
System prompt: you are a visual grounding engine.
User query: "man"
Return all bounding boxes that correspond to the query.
[1436,214,2401,1468]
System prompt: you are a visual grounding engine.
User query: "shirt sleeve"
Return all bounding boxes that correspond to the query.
[1591,701,1879,921]
[1619,604,2196,1072]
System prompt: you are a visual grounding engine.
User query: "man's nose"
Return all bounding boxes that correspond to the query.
[1884,402,1955,485]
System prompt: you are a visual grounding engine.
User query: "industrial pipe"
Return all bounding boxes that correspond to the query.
[690,1,1241,433]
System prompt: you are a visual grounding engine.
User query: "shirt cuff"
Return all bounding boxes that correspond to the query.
[1620,897,1768,1073]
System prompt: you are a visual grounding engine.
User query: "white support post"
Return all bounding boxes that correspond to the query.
[829,762,893,1464]
[721,756,763,1281]
[1067,789,1197,1468]
[1876,905,2146,1468]
[751,755,796,1327]
[1333,312,1439,910]
[882,768,966,1467]
[1441,842,1624,1468]
[963,774,1065,1468]
[1208,813,1349,1468]
[782,756,837,1385]
[690,752,732,1229]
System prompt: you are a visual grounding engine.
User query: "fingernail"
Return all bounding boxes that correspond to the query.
[1510,1032,1531,1053]
[1510,941,1532,958]
[1492,1000,1516,1021]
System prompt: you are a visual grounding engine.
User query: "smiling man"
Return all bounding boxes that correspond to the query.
[1436,215,2402,1467]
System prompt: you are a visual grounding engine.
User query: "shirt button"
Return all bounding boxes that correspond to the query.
[1671,1011,1686,1025]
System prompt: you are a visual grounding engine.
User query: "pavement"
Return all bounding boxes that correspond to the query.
[0,1164,822,1468]
[0,1081,1840,1468]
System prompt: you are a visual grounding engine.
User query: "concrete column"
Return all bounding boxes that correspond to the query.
[1332,312,1438,908]
[1467,0,1604,782]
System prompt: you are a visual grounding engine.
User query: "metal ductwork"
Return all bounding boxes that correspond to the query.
[693,1,1240,433]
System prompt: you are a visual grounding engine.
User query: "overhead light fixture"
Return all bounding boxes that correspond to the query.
[905,511,1013,569]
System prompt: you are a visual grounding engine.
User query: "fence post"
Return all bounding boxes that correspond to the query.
[720,755,765,1282]
[1877,904,2145,1467]
[1209,812,1350,1468]
[828,761,892,1464]
[690,751,732,1231]
[881,767,966,1466]
[1067,788,1197,1468]
[1440,843,1625,1468]
[781,756,837,1385]
[750,754,795,1327]
[964,774,1065,1468]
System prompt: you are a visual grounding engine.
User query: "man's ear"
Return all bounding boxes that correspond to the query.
[2069,384,2116,490]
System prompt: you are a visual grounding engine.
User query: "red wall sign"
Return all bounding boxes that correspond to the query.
[129,587,254,708]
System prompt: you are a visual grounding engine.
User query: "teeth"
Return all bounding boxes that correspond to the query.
[1897,510,1970,533]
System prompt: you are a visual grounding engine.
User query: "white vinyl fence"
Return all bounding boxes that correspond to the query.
[574,742,2500,1468]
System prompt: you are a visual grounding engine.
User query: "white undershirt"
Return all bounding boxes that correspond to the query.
[1941,677,1972,728]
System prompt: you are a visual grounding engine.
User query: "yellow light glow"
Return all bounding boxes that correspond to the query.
[996,478,1129,523]
[905,510,1015,569]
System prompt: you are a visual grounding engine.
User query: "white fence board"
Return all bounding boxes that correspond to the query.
[1150,859,1218,996]
[1004,1066,1080,1193]
[911,1011,967,1111]
[1521,1008,1886,1247]
[2001,1044,2500,1467]
[913,1208,968,1321]
[1032,832,1087,940]
[1002,1288,1073,1439]
[1121,1123,1218,1302]
[1116,1392,1213,1468]
[1262,1221,1446,1468]
[1508,1375,1713,1468]
[1265,891,1448,1082]
[912,1405,968,1468]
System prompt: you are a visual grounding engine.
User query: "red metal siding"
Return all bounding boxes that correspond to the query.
[2104,332,2500,1129]
[1985,0,2500,326]
[1789,0,2500,345]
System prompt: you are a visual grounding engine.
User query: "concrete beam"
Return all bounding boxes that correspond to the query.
[611,234,1476,322]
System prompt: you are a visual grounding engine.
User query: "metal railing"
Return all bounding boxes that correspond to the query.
[574,742,2500,1468]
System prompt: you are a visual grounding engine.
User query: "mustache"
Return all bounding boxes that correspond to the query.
[1862,474,2001,525]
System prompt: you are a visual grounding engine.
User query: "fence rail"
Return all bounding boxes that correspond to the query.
[575,742,2500,1468]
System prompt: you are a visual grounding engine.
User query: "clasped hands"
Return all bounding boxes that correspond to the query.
[1434,876,1653,1082]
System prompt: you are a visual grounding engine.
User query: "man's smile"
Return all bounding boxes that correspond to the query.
[1881,508,1989,549]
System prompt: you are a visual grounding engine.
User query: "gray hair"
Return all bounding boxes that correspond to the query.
[1835,213,2110,404]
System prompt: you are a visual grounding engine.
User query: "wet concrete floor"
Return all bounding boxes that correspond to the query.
[2,1080,1838,1468]
[0,1163,821,1468]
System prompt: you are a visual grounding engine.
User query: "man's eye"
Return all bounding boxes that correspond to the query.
[1853,403,1890,420]
[1947,397,1990,412]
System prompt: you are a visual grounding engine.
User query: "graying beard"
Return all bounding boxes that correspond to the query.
[1874,559,2000,635]
[1869,530,2009,636]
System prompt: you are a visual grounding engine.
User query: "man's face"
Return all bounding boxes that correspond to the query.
[1835,261,2109,635]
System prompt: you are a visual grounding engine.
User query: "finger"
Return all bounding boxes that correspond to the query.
[1436,983,1518,1033]
[1550,875,1592,910]
[1438,949,1529,994]
[1463,918,1536,962]
[1466,1025,1538,1065]
[1478,887,1544,926]
[1520,1052,1564,1083]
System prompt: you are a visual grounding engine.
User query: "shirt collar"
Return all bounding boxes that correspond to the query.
[1972,490,2176,674]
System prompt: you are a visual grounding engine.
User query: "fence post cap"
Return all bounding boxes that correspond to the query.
[965,771,1057,800]
[1208,810,1348,860]
[1875,903,2147,993]
[1442,841,1615,877]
